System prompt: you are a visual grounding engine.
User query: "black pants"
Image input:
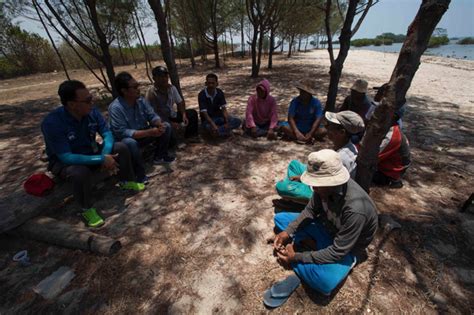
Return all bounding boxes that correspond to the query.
[51,142,135,209]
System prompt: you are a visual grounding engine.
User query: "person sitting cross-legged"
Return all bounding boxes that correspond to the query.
[108,72,174,184]
[275,111,365,204]
[145,66,199,145]
[41,80,145,228]
[198,73,242,137]
[279,79,325,144]
[242,79,278,140]
[271,149,378,297]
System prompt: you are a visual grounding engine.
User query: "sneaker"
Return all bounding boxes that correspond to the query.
[81,208,104,228]
[119,181,146,191]
[137,176,150,185]
[153,155,176,165]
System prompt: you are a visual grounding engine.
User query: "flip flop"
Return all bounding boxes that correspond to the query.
[270,274,301,298]
[263,289,289,308]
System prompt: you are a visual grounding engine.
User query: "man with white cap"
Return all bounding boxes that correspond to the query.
[275,111,365,203]
[270,149,378,299]
[338,79,374,122]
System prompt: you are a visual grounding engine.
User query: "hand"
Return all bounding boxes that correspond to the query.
[273,231,290,251]
[289,175,301,182]
[149,125,165,137]
[276,243,296,269]
[267,129,277,140]
[182,113,189,126]
[211,123,219,136]
[102,154,118,172]
[250,127,258,138]
[295,131,305,141]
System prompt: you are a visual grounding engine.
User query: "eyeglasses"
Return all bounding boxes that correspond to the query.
[74,96,93,104]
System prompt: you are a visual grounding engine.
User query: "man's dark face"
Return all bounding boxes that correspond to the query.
[206,77,218,91]
[350,89,365,104]
[313,186,336,200]
[154,73,169,88]
[298,89,312,103]
[70,88,93,117]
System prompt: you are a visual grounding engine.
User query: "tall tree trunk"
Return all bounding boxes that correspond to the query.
[148,0,182,94]
[186,35,196,68]
[356,0,451,192]
[287,35,294,58]
[297,36,302,51]
[250,25,259,77]
[213,37,220,68]
[324,0,359,112]
[268,28,275,69]
[255,30,264,76]
[33,0,70,80]
[280,38,284,53]
[304,37,309,52]
[117,40,126,65]
[85,0,116,96]
[133,9,153,80]
[230,29,234,57]
[240,2,245,58]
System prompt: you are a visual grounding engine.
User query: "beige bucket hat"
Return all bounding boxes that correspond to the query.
[300,149,350,187]
[325,110,365,134]
[295,79,318,95]
[351,79,368,94]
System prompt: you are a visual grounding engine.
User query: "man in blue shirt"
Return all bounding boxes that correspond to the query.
[198,73,241,137]
[108,72,174,184]
[280,79,325,144]
[41,80,145,228]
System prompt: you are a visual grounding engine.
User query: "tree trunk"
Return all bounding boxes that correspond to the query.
[280,38,284,53]
[117,40,126,65]
[324,0,359,112]
[241,3,245,58]
[304,37,309,52]
[356,0,451,192]
[186,35,196,68]
[250,25,259,77]
[255,30,264,76]
[213,37,220,68]
[287,35,294,58]
[268,28,275,69]
[148,0,182,94]
[230,29,234,57]
[297,36,302,51]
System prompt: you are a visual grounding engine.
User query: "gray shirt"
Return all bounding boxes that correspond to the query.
[108,96,160,140]
[339,141,358,179]
[145,85,183,122]
[285,179,378,264]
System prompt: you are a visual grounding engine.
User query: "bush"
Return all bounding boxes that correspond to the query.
[458,37,474,45]
[428,36,449,48]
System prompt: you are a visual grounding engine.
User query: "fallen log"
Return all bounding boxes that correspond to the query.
[10,216,121,255]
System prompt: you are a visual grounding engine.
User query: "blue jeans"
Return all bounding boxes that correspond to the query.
[202,116,242,136]
[121,123,172,180]
[242,119,271,137]
[274,212,356,295]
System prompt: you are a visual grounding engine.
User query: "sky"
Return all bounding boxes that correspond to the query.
[353,0,474,39]
[16,0,474,44]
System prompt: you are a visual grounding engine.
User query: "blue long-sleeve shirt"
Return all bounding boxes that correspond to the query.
[108,96,161,140]
[41,106,114,165]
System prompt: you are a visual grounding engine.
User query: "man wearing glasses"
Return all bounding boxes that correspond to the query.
[108,72,174,185]
[41,80,145,228]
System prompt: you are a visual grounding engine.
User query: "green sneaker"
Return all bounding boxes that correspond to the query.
[81,208,104,228]
[119,181,145,191]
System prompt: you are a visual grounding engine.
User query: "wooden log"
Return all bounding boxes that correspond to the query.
[10,216,121,255]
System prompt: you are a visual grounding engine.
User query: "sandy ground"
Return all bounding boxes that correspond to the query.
[0,49,473,314]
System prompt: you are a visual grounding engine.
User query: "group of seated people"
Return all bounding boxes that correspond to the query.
[39,66,410,303]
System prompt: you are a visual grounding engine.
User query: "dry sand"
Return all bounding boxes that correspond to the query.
[0,49,473,314]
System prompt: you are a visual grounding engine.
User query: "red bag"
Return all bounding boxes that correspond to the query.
[23,173,55,197]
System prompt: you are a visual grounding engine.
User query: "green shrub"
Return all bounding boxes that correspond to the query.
[428,36,449,48]
[458,37,474,45]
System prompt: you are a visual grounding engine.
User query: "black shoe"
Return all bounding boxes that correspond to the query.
[389,180,403,189]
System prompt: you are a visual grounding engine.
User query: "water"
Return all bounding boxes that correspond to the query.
[352,40,474,60]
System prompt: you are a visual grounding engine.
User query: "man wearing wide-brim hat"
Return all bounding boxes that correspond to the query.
[278,79,326,144]
[271,149,378,296]
[338,78,374,123]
